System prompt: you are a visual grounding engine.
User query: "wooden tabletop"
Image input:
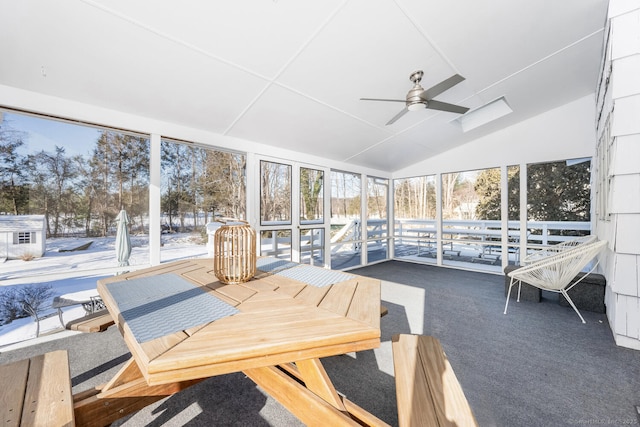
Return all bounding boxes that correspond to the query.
[98,257,381,386]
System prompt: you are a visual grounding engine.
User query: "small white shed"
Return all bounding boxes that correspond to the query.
[0,215,47,260]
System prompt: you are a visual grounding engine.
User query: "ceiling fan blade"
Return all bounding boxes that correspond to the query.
[360,97,407,103]
[386,107,409,125]
[423,74,465,100]
[425,100,470,114]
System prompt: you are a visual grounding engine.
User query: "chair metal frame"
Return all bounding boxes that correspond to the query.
[504,240,607,323]
[521,234,598,265]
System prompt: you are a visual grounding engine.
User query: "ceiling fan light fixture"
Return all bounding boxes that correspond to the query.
[407,102,426,111]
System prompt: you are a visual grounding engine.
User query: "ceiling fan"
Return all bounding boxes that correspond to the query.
[361,70,470,125]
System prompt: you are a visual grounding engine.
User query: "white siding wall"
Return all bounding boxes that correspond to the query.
[596,0,640,350]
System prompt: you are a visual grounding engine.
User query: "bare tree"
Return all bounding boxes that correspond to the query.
[442,173,460,220]
[27,147,79,237]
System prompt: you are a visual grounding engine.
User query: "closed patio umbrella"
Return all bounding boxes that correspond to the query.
[115,209,132,268]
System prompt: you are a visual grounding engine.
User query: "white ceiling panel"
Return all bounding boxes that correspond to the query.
[348,113,468,171]
[470,32,605,123]
[349,142,432,171]
[0,0,609,172]
[228,84,392,161]
[403,0,609,90]
[278,0,448,110]
[347,134,439,171]
[1,0,271,132]
[86,0,346,79]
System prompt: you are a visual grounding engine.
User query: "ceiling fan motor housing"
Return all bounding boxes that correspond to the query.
[407,85,427,110]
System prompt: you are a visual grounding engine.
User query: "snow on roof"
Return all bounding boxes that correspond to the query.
[0,215,46,232]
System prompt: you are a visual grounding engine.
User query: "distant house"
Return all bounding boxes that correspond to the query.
[453,202,478,220]
[0,215,47,259]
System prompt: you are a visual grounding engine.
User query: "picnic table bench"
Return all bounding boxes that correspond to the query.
[24,291,109,337]
[392,334,477,427]
[0,350,75,426]
[65,310,114,333]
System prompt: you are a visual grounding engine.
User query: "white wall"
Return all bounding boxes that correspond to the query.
[393,95,596,178]
[595,0,640,351]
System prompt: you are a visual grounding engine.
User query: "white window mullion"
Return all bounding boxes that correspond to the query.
[436,173,443,266]
[361,174,368,266]
[291,164,301,263]
[149,133,161,266]
[246,152,259,230]
[519,163,527,259]
[500,165,509,270]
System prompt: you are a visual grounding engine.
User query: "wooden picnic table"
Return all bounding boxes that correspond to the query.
[73,257,386,427]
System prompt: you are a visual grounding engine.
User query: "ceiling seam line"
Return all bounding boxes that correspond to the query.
[344,92,506,161]
[342,106,451,162]
[393,0,460,73]
[270,0,350,81]
[467,28,606,100]
[78,0,272,83]
[272,81,394,130]
[221,85,274,136]
[223,0,350,135]
[342,134,400,162]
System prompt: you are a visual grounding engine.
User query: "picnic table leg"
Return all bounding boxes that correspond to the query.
[295,358,347,411]
[245,359,391,427]
[244,364,361,427]
[296,359,391,427]
[73,358,203,427]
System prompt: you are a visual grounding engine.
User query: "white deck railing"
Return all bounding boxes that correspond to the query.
[394,218,590,246]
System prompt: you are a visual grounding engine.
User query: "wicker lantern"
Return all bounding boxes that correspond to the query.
[213,219,256,284]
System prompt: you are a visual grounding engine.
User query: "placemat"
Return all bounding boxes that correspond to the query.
[256,257,298,273]
[106,273,238,343]
[274,264,354,287]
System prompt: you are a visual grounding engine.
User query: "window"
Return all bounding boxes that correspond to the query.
[300,167,325,266]
[330,171,361,269]
[162,141,245,223]
[367,177,388,262]
[526,158,591,248]
[393,175,436,262]
[160,138,246,262]
[260,161,291,225]
[1,110,150,276]
[14,232,35,244]
[441,168,505,271]
[392,160,592,272]
[300,167,323,224]
[596,114,611,220]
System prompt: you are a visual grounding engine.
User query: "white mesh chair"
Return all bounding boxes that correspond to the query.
[521,235,598,265]
[504,240,607,323]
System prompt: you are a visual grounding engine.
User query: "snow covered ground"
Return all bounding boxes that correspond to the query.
[0,233,209,349]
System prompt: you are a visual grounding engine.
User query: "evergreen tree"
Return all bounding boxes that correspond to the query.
[474,168,516,220]
[474,161,590,228]
[0,121,29,214]
[527,161,591,222]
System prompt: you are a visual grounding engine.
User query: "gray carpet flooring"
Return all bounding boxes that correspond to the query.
[1,260,639,426]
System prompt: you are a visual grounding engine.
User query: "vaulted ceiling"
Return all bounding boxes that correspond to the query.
[0,0,609,172]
